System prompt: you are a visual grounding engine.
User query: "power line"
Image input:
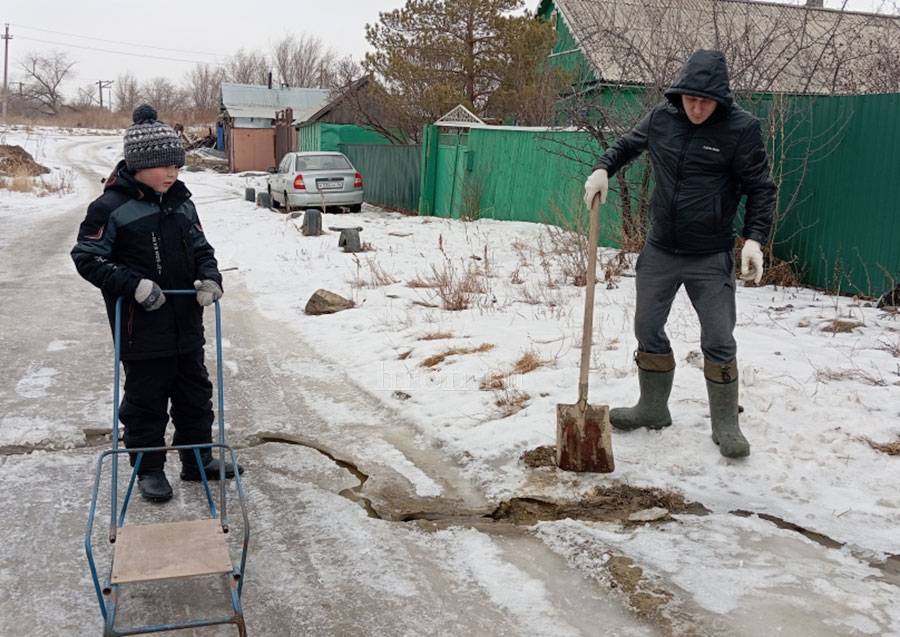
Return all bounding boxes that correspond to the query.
[16,36,227,66]
[12,23,229,58]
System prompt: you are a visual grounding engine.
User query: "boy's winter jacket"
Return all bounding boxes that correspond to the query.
[594,50,776,255]
[71,160,221,360]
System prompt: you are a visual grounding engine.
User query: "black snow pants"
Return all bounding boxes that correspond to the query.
[119,348,214,473]
[634,242,737,364]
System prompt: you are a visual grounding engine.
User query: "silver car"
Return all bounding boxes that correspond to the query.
[267,151,364,212]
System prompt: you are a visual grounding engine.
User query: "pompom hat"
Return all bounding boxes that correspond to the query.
[123,104,185,172]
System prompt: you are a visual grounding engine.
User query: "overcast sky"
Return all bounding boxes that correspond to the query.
[1,0,894,100]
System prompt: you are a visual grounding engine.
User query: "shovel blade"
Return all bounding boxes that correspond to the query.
[556,403,614,473]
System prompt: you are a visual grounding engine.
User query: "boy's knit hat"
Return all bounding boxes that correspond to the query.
[124,104,185,172]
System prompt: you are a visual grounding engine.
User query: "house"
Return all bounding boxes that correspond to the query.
[219,82,329,172]
[537,0,900,95]
[293,76,394,151]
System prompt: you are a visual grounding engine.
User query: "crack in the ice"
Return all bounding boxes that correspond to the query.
[731,509,900,587]
[256,434,382,519]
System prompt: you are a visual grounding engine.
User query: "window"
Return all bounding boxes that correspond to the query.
[296,154,352,171]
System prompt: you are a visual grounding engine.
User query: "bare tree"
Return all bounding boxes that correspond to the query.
[19,51,75,116]
[114,73,141,113]
[140,77,186,113]
[224,49,271,85]
[184,63,226,111]
[272,33,338,88]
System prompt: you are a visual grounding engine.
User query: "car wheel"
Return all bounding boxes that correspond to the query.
[349,204,362,213]
[283,191,292,213]
[268,185,280,208]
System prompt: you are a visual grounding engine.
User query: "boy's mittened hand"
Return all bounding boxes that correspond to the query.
[193,279,223,306]
[135,279,165,311]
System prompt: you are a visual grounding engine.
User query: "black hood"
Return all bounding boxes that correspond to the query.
[665,50,733,111]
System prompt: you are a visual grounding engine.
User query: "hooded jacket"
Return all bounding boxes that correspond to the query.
[594,50,776,254]
[71,160,221,359]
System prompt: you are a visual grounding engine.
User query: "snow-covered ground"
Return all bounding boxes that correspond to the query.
[2,126,899,635]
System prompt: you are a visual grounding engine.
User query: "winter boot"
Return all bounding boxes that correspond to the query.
[705,358,750,458]
[610,351,675,431]
[138,469,173,503]
[179,449,245,482]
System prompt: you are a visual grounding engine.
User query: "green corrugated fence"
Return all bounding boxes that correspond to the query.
[341,143,422,213]
[419,92,900,297]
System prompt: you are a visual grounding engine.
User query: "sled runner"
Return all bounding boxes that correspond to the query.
[85,291,248,636]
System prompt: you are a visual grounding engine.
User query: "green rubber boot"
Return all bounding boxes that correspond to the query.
[610,351,675,431]
[705,358,750,458]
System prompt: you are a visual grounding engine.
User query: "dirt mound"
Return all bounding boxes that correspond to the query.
[491,480,708,525]
[0,145,49,177]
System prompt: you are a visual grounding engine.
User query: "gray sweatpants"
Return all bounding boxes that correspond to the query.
[634,242,736,363]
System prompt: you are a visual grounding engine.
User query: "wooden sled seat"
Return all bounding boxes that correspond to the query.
[111,518,233,584]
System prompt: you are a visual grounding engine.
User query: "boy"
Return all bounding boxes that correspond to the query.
[72,104,243,502]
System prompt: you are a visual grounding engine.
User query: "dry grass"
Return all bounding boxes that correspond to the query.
[540,225,587,287]
[397,350,412,361]
[821,319,864,333]
[875,336,900,358]
[406,277,432,288]
[859,435,900,456]
[1,164,74,196]
[419,332,453,341]
[512,350,545,374]
[491,389,531,419]
[815,367,886,386]
[2,108,216,130]
[349,255,397,288]
[425,259,487,311]
[421,343,494,368]
[480,350,548,390]
[6,166,34,192]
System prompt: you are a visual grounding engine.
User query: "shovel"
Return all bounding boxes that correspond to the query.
[556,195,614,472]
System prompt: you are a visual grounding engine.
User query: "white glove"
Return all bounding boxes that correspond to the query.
[194,279,223,306]
[583,168,608,208]
[740,239,763,285]
[134,279,165,311]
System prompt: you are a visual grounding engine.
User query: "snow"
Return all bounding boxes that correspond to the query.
[2,125,899,632]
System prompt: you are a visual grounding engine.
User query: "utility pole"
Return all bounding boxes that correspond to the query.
[98,79,113,109]
[2,24,11,119]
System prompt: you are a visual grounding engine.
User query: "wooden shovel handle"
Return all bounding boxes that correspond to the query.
[579,195,601,404]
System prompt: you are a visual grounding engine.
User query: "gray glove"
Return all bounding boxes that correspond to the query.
[194,279,223,306]
[134,279,165,311]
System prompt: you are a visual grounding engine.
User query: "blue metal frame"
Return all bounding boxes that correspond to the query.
[84,292,249,636]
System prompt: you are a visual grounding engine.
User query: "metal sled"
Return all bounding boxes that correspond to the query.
[85,291,249,636]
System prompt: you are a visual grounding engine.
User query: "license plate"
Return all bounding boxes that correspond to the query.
[316,180,343,190]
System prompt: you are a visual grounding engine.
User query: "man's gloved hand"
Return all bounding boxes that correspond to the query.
[583,168,608,209]
[194,279,223,306]
[740,239,764,285]
[134,279,165,311]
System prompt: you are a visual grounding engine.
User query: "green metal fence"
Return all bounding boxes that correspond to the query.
[418,124,629,245]
[419,92,900,296]
[341,143,422,213]
[767,93,900,296]
[298,123,391,152]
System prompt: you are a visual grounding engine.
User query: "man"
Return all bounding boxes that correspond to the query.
[583,50,776,458]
